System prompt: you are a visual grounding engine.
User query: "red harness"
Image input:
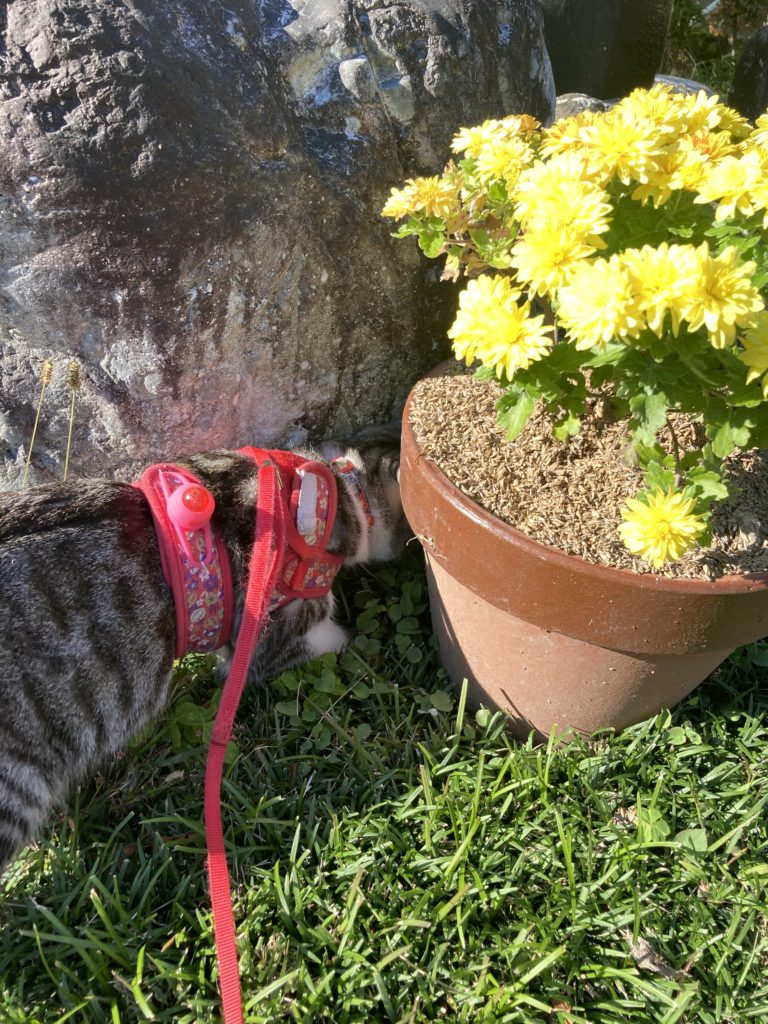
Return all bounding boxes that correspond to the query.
[135,447,365,1023]
[134,448,346,658]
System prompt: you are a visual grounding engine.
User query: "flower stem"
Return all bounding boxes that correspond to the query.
[666,417,684,486]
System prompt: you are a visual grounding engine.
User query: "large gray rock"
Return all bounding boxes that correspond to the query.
[543,0,673,100]
[0,0,554,485]
[730,25,768,123]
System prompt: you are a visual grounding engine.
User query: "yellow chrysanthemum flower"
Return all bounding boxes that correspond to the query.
[619,489,707,567]
[451,119,509,158]
[631,146,689,206]
[675,130,741,190]
[556,256,642,350]
[620,243,701,336]
[682,244,764,349]
[448,274,555,378]
[708,102,752,140]
[737,311,768,397]
[512,152,587,215]
[512,153,611,242]
[381,184,417,220]
[475,136,533,187]
[510,226,596,297]
[539,111,598,159]
[752,113,768,148]
[578,108,667,185]
[680,91,749,137]
[693,150,765,221]
[751,176,768,230]
[617,83,688,134]
[408,175,460,218]
[381,175,459,220]
[500,113,541,137]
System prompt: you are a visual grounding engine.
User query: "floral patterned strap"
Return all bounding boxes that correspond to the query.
[134,465,234,658]
[332,457,375,528]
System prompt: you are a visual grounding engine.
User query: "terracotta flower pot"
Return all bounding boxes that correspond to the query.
[401,385,768,739]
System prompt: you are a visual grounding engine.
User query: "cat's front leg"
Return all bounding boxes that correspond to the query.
[303,617,349,660]
[248,594,350,683]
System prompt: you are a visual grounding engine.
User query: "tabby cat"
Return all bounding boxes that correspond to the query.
[0,427,406,874]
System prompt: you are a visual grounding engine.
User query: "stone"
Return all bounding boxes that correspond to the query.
[730,25,768,123]
[553,74,713,124]
[553,93,612,122]
[654,74,714,98]
[0,0,554,485]
[543,0,673,100]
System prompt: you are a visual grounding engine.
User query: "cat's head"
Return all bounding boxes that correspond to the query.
[318,421,409,563]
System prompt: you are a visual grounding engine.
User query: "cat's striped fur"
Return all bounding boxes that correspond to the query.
[0,428,405,874]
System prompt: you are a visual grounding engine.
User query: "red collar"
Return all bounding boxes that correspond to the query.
[134,448,365,658]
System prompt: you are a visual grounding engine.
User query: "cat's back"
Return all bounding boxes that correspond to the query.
[0,475,173,642]
[0,479,176,769]
[0,479,179,868]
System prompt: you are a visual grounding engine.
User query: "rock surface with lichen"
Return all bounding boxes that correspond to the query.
[0,0,554,484]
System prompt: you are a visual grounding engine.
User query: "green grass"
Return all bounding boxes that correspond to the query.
[1,547,767,1022]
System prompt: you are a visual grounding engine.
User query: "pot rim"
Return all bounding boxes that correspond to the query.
[404,385,768,598]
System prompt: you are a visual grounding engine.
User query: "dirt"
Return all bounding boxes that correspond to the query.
[408,372,768,580]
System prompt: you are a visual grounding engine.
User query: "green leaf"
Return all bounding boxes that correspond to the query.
[638,806,671,842]
[553,413,581,440]
[686,466,730,502]
[314,669,345,695]
[675,828,708,854]
[710,419,751,459]
[395,616,421,635]
[356,607,381,634]
[418,231,446,259]
[415,216,447,259]
[666,727,688,746]
[474,364,497,381]
[487,182,508,204]
[431,690,454,713]
[496,389,535,441]
[311,725,332,750]
[475,708,492,728]
[583,343,627,368]
[643,460,677,494]
[630,390,668,446]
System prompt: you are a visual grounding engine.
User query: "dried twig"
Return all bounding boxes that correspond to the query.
[63,360,81,482]
[21,359,53,488]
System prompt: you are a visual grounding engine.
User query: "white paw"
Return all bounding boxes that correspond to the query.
[305,617,349,658]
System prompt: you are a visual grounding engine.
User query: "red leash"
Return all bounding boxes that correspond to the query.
[204,456,286,1023]
[139,447,351,1021]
